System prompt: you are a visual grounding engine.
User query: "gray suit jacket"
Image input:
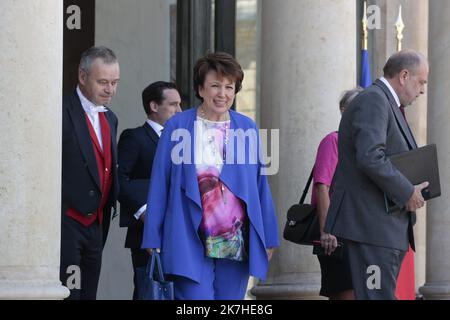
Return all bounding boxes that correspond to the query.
[324,79,417,251]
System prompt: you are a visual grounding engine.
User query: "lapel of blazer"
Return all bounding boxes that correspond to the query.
[181,109,202,209]
[103,108,119,216]
[375,79,417,150]
[103,108,118,168]
[68,91,101,190]
[143,122,160,145]
[218,110,251,206]
[404,122,418,149]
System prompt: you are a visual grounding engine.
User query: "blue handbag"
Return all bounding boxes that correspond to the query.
[137,252,174,300]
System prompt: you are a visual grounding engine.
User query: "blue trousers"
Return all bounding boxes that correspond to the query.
[170,258,250,300]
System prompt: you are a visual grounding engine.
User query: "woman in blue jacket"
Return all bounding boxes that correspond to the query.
[141,52,279,299]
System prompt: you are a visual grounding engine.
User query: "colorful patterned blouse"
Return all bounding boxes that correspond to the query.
[195,117,247,261]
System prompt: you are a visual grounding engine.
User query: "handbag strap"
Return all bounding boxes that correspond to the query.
[146,252,155,274]
[299,167,314,204]
[147,252,165,282]
[154,253,165,281]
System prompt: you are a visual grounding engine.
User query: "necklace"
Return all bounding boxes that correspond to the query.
[198,105,230,122]
[198,105,230,150]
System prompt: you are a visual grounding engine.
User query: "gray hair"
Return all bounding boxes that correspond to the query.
[339,86,364,111]
[383,49,426,78]
[79,46,118,74]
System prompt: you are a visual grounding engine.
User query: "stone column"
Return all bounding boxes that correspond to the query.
[397,0,429,293]
[367,0,429,293]
[0,0,69,299]
[419,1,450,300]
[252,0,356,299]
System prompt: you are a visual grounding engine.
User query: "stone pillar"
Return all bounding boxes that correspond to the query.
[419,1,450,300]
[0,0,69,299]
[368,0,429,293]
[252,0,356,299]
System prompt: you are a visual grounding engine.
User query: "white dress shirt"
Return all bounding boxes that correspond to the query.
[76,86,108,150]
[146,119,164,137]
[380,77,401,108]
[134,119,164,220]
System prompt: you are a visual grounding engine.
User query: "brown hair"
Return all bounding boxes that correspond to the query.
[193,52,244,100]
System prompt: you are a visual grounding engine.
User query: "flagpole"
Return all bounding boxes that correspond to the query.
[395,5,405,52]
[362,1,368,50]
[360,1,372,88]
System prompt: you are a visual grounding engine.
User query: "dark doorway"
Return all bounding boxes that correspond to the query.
[63,0,95,95]
[176,0,237,109]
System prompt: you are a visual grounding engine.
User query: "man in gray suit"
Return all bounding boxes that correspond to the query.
[323,50,429,299]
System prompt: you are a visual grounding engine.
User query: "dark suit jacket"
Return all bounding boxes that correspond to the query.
[117,123,159,249]
[325,79,417,251]
[62,91,119,241]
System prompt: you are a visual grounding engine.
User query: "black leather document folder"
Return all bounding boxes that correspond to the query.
[389,144,441,200]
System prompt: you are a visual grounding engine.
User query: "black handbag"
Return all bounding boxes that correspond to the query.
[283,168,320,245]
[136,252,174,300]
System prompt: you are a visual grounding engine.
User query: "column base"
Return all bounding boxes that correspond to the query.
[0,281,70,300]
[419,282,450,300]
[250,283,325,300]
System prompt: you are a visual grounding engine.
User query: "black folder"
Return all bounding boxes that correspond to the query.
[389,144,441,200]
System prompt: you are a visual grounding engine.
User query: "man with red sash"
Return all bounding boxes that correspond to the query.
[61,46,120,299]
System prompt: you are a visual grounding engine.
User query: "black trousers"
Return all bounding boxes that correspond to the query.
[130,248,150,300]
[60,216,103,300]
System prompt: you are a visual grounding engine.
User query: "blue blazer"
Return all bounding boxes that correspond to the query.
[141,108,279,282]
